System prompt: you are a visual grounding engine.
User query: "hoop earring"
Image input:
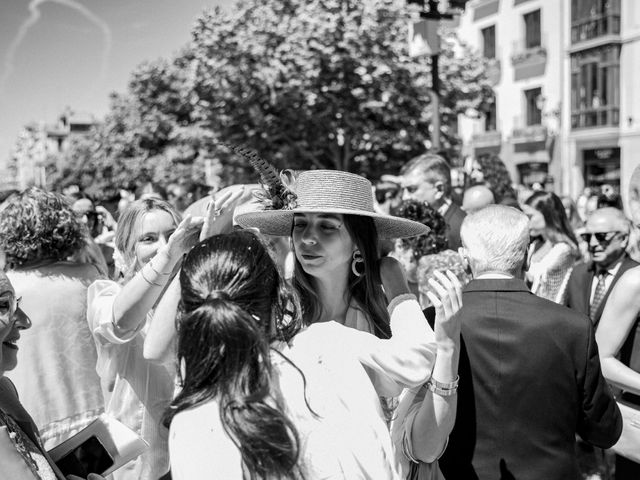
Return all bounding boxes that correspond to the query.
[351,250,365,277]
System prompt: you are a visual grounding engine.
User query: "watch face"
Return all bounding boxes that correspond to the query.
[55,435,115,477]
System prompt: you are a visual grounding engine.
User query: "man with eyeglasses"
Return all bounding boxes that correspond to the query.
[565,207,637,326]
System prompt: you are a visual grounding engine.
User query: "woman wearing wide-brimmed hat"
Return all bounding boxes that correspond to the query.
[236,169,463,479]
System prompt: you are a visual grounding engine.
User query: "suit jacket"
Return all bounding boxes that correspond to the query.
[565,255,639,326]
[440,278,622,480]
[443,201,466,251]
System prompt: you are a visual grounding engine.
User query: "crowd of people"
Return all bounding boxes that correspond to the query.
[0,151,637,480]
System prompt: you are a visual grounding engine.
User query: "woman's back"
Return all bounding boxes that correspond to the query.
[170,322,401,480]
[7,261,105,449]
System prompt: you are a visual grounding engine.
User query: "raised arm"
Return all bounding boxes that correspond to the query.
[111,215,202,337]
[393,270,462,464]
[596,267,640,395]
[144,189,244,360]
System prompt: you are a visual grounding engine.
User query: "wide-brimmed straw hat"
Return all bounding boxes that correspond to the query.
[235,170,429,239]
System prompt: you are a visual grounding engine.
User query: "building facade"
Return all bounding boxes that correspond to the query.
[455,0,640,203]
[9,109,97,189]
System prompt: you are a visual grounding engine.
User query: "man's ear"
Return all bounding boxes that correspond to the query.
[458,247,472,275]
[621,232,630,250]
[524,243,534,272]
[434,180,445,200]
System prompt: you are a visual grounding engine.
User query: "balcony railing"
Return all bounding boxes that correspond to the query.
[571,14,620,44]
[571,106,619,129]
[511,124,547,144]
[472,130,502,148]
[511,43,546,66]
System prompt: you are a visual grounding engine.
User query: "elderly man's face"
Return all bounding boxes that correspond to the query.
[584,210,628,269]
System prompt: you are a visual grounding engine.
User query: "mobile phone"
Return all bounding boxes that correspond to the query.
[55,435,115,477]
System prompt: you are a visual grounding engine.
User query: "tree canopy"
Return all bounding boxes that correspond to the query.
[48,0,494,197]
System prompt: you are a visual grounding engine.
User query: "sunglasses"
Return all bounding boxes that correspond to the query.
[580,231,622,246]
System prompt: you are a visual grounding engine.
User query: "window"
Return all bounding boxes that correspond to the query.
[484,95,497,131]
[524,88,542,126]
[571,0,621,43]
[570,45,620,128]
[481,25,496,59]
[524,10,541,49]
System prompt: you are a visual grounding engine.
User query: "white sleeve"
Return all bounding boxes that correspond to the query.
[87,279,145,345]
[310,296,437,396]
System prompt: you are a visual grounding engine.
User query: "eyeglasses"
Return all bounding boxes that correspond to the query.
[580,231,623,246]
[0,296,21,327]
[0,296,21,316]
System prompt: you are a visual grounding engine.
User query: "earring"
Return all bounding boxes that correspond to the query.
[351,250,365,277]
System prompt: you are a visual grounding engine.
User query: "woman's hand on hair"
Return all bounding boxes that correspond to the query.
[426,270,463,348]
[200,187,245,241]
[379,256,411,301]
[164,214,205,260]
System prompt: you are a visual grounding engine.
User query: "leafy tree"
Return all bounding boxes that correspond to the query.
[189,0,494,175]
[50,0,494,197]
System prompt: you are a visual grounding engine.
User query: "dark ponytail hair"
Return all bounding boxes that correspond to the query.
[165,231,303,479]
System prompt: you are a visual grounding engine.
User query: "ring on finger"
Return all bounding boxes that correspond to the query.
[212,208,222,217]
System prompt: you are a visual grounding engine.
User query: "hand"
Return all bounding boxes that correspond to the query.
[164,214,205,260]
[426,270,463,346]
[95,205,117,229]
[200,187,245,241]
[379,255,411,301]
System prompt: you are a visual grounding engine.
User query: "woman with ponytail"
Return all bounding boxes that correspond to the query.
[86,191,242,479]
[167,230,462,479]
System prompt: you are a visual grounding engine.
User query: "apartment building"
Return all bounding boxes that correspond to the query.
[456,0,640,202]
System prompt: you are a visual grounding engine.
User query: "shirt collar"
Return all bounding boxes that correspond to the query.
[437,198,452,216]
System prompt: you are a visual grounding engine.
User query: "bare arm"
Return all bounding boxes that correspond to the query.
[143,189,244,360]
[111,215,202,336]
[596,267,640,395]
[409,270,462,463]
[144,274,180,362]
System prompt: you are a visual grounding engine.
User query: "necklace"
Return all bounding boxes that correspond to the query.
[0,409,41,479]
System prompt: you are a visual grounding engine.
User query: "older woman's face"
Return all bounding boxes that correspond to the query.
[292,213,355,280]
[0,273,30,375]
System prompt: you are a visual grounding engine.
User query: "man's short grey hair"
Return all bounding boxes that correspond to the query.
[461,205,530,276]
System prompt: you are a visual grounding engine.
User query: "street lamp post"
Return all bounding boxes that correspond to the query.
[407,0,467,152]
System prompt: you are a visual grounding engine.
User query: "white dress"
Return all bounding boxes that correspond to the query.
[169,296,436,479]
[87,280,175,480]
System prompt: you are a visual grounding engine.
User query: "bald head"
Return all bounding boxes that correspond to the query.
[462,185,495,213]
[586,207,629,234]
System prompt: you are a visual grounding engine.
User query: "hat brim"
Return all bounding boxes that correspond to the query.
[235,208,430,239]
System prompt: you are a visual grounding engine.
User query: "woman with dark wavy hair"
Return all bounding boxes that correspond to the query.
[392,201,471,307]
[0,187,105,450]
[470,154,519,207]
[167,230,462,479]
[523,191,580,303]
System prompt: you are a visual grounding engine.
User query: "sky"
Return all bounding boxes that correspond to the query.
[0,0,234,165]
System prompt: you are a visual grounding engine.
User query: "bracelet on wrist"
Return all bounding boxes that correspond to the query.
[148,260,171,276]
[140,266,164,287]
[426,375,459,397]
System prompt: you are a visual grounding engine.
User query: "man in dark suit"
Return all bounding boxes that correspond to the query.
[565,207,637,326]
[400,153,466,249]
[439,205,621,480]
